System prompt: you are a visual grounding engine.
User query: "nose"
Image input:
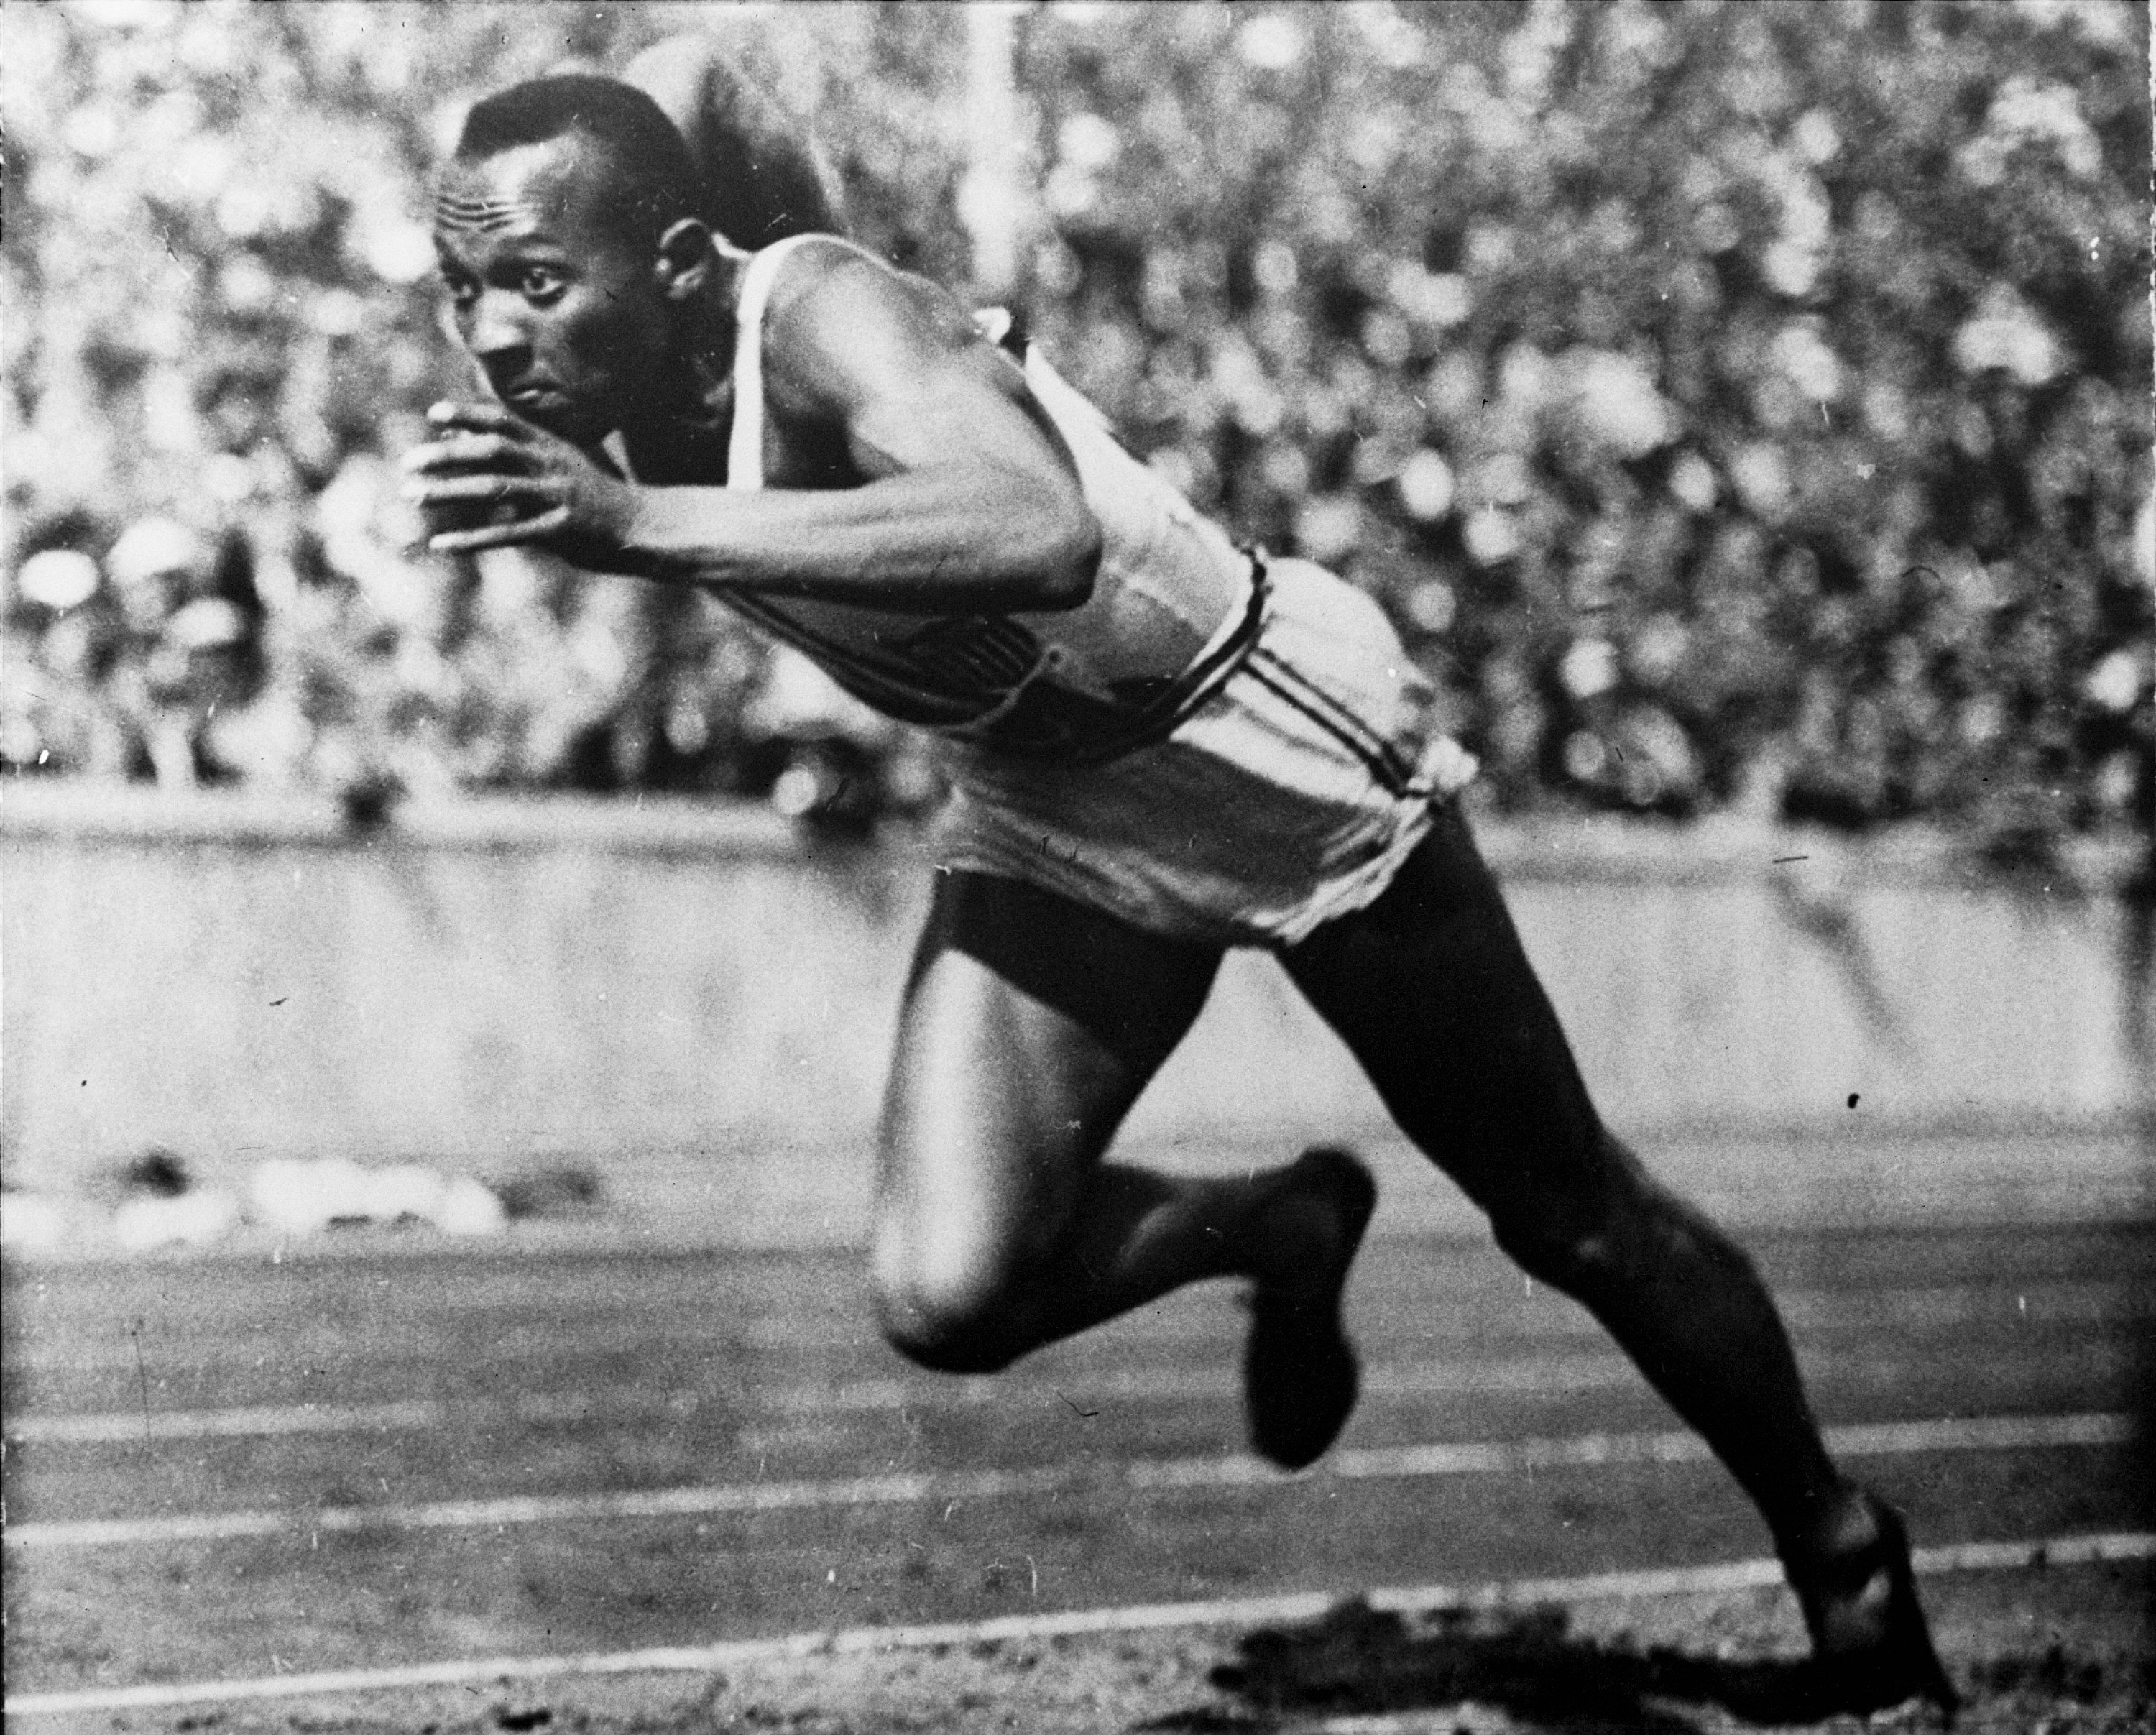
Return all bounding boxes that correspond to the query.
[461,290,530,366]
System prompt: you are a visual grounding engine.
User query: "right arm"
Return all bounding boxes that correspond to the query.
[406,248,1102,615]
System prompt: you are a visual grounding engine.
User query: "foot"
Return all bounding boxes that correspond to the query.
[1241,1146,1377,1471]
[1788,1491,1959,1721]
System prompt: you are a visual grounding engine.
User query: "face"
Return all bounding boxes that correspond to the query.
[433,134,674,446]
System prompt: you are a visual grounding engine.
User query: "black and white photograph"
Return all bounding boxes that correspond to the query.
[2,2,2150,1729]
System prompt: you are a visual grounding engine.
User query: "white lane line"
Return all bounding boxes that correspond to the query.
[1328,1412,2134,1482]
[17,1330,2141,1447]
[2,1354,1646,1445]
[8,1529,2150,1717]
[16,1277,2147,1373]
[7,1399,451,1443]
[6,1411,2133,1552]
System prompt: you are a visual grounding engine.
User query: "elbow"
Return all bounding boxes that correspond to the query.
[1031,499,1102,611]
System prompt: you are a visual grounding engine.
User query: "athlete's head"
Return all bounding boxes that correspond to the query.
[433,75,711,446]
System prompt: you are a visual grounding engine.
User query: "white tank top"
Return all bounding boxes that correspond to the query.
[717,234,1261,763]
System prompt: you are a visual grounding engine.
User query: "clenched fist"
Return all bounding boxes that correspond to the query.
[402,401,638,566]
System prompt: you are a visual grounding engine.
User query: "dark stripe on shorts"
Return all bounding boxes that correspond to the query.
[1244,647,1430,800]
[1040,553,1270,766]
[1249,646,1424,791]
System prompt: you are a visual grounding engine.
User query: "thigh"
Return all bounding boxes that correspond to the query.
[1278,806,1621,1230]
[877,871,1222,1271]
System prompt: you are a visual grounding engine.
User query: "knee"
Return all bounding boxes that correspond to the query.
[871,1229,1027,1375]
[1490,1133,1726,1299]
[1495,1207,1631,1298]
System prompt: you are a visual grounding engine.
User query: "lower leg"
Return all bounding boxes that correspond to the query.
[1285,814,1951,1703]
[1542,1169,1955,1711]
[884,1150,1362,1371]
[1281,814,1873,1560]
[1498,1134,1857,1563]
[1036,1150,1368,1344]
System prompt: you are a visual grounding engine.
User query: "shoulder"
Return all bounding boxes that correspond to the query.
[757,239,992,404]
[760,236,900,331]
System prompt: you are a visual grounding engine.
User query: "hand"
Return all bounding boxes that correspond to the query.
[401,401,637,563]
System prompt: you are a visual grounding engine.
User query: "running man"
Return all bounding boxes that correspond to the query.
[406,72,1955,1717]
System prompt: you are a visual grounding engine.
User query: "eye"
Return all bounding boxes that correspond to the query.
[439,268,478,310]
[519,266,567,303]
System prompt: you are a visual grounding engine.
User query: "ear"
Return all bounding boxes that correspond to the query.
[653,219,715,303]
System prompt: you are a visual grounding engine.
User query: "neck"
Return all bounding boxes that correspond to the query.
[618,326,736,484]
[614,242,747,477]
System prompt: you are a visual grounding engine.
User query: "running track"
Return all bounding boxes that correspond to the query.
[4,1213,2152,1709]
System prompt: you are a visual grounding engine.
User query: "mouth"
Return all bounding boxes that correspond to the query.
[492,378,609,442]
[502,384,565,413]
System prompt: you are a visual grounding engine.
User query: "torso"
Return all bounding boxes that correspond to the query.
[648,235,1253,759]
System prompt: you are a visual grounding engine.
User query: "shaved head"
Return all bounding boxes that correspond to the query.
[446,75,696,250]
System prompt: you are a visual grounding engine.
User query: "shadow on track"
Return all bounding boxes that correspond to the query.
[1139,1598,1925,1731]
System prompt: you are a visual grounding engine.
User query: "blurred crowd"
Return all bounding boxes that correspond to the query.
[4,0,2150,845]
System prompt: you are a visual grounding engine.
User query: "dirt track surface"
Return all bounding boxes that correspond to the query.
[16,1560,2151,1733]
[6,1199,2153,1731]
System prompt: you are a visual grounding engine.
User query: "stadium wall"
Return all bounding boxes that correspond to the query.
[2,783,2147,1213]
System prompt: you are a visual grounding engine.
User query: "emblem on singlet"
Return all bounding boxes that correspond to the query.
[726,594,1053,728]
[896,615,1044,695]
[727,589,1227,762]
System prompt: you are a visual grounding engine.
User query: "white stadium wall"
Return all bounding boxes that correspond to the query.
[3,783,2148,1223]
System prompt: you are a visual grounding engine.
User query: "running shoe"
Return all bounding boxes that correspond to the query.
[1243,1146,1377,1471]
[1792,1493,1960,1721]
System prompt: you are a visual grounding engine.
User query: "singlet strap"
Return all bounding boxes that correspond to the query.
[726,232,841,493]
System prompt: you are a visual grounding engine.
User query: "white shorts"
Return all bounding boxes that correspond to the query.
[931,556,1478,946]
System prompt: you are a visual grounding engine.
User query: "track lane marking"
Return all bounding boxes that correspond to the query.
[6,1398,452,1442]
[13,1277,2146,1372]
[6,1529,2150,1716]
[12,1331,2142,1446]
[6,1410,2132,1551]
[2,1355,1646,1445]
